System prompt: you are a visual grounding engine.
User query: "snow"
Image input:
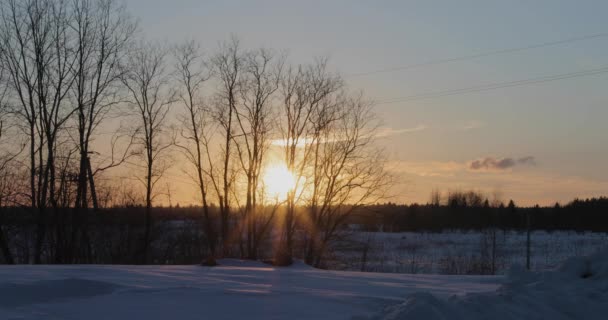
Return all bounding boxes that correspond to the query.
[0,260,498,320]
[374,248,608,320]
[333,231,608,274]
[1,249,607,319]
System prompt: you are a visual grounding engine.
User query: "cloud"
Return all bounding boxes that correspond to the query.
[270,137,314,148]
[389,156,536,177]
[270,124,427,147]
[469,156,536,171]
[375,125,427,138]
[387,160,464,177]
[517,156,536,165]
[462,120,485,131]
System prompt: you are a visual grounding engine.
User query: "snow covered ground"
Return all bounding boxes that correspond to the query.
[332,231,608,274]
[0,250,606,319]
[376,248,608,320]
[0,260,499,320]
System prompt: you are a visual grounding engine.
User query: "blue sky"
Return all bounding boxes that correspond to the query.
[125,0,608,205]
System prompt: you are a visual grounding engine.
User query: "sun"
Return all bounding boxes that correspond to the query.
[263,163,296,201]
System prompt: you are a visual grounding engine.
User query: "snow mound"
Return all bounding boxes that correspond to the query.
[376,247,608,320]
[0,278,122,307]
[286,259,317,270]
[215,258,316,270]
[215,259,271,268]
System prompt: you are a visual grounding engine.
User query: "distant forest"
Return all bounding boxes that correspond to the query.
[354,196,608,233]
[1,194,607,265]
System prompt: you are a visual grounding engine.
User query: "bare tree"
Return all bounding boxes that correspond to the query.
[0,163,19,264]
[0,63,22,264]
[0,0,78,263]
[121,41,174,264]
[429,189,441,207]
[208,37,242,257]
[303,94,391,267]
[51,144,79,262]
[276,58,343,265]
[233,48,282,259]
[70,0,136,210]
[42,0,137,264]
[0,57,24,176]
[173,40,218,263]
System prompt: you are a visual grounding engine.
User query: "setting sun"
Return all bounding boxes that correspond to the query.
[263,163,296,201]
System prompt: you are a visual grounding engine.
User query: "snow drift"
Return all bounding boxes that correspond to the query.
[377,248,608,320]
[0,278,122,308]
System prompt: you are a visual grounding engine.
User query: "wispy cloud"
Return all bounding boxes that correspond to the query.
[469,156,536,171]
[375,125,427,138]
[388,160,464,177]
[270,125,427,147]
[462,120,485,131]
[270,137,314,148]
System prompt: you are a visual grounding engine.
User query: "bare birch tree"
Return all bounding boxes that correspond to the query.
[0,0,78,263]
[208,37,242,256]
[173,40,218,263]
[276,58,342,265]
[121,41,173,264]
[0,64,21,264]
[233,48,282,259]
[304,94,390,267]
[70,0,136,210]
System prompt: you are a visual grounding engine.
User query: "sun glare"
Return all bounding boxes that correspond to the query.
[263,163,296,201]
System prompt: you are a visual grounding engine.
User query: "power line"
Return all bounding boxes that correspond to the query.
[375,65,608,104]
[346,32,608,78]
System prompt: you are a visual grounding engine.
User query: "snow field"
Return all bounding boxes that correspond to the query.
[331,230,608,274]
[0,260,499,320]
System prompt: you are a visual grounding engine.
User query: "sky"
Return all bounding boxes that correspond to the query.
[121,0,608,206]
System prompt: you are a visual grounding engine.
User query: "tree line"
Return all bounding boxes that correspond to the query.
[0,0,389,266]
[356,193,608,233]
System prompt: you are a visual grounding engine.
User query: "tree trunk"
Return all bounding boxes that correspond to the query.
[220,201,230,257]
[142,162,153,264]
[34,207,46,264]
[0,209,14,264]
[86,157,98,210]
